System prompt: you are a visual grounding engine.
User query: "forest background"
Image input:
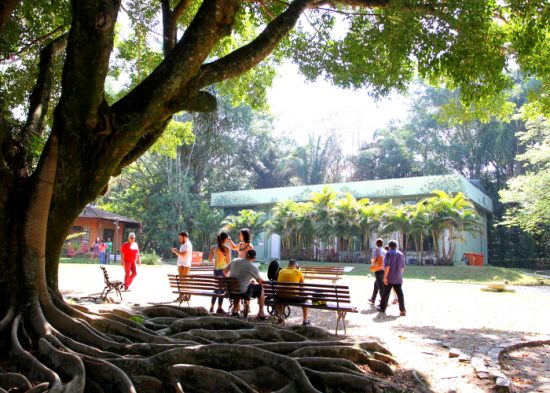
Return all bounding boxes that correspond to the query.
[98,73,549,267]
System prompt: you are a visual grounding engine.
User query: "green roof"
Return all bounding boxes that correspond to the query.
[211,175,493,213]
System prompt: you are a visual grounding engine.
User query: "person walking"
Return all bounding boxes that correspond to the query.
[120,232,141,291]
[227,228,254,258]
[368,238,386,306]
[208,231,231,314]
[171,231,193,276]
[377,240,406,317]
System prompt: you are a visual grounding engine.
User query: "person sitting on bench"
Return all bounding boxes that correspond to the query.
[276,259,310,325]
[223,249,267,319]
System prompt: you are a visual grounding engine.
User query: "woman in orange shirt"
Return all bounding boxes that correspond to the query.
[208,232,231,313]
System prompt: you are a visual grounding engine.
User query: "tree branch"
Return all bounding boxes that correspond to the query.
[16,34,68,177]
[0,26,66,63]
[24,35,68,138]
[112,0,239,131]
[57,0,121,131]
[198,0,311,88]
[0,0,20,32]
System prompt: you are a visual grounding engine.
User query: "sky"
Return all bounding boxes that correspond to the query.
[267,61,412,153]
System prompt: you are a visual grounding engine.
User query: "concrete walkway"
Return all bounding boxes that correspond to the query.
[60,263,550,393]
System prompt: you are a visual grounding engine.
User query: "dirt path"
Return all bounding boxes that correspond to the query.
[60,263,550,393]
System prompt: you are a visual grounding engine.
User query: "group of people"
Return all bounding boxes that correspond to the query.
[368,238,406,317]
[115,229,405,322]
[170,228,311,324]
[91,237,113,265]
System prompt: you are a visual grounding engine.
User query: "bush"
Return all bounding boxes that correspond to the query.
[140,253,161,265]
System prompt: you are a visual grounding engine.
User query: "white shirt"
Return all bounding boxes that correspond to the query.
[177,240,193,267]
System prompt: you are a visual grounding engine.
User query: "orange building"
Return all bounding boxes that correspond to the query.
[66,206,140,259]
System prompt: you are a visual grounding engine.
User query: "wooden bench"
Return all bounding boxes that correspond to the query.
[168,274,249,313]
[263,281,357,335]
[190,265,214,274]
[100,266,124,301]
[300,265,345,284]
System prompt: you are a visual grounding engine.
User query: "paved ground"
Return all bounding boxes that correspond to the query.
[60,263,550,393]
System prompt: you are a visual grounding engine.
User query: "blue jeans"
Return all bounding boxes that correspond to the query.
[211,269,225,307]
[99,252,106,264]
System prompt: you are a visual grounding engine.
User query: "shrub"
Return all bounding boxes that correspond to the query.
[141,253,161,265]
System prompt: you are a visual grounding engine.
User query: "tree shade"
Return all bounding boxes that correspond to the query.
[0,0,547,390]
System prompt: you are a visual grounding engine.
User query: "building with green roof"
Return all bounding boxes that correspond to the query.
[211,175,493,265]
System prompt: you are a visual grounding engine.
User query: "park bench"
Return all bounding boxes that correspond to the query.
[263,281,357,335]
[168,274,251,315]
[190,265,214,274]
[300,265,345,284]
[100,266,124,301]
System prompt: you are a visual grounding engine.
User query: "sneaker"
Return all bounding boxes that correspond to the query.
[374,312,388,320]
[216,308,225,314]
[400,311,407,316]
[209,307,215,313]
[302,320,311,326]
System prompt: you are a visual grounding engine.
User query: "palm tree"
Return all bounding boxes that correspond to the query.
[357,199,381,261]
[221,209,266,241]
[191,202,224,252]
[407,203,430,265]
[379,203,413,256]
[332,193,366,261]
[424,191,482,263]
[310,186,339,260]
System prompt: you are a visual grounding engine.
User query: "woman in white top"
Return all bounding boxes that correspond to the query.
[227,228,254,258]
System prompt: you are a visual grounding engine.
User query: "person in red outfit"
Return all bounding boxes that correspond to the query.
[120,232,141,291]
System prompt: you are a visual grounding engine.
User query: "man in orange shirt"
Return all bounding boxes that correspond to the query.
[277,259,310,325]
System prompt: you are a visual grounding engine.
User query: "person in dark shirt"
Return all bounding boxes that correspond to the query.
[377,240,406,317]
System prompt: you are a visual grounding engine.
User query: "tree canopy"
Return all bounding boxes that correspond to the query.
[0,1,549,392]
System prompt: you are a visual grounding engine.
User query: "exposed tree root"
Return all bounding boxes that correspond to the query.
[288,345,373,364]
[170,364,257,393]
[1,301,419,392]
[168,316,256,334]
[303,368,387,393]
[0,372,33,391]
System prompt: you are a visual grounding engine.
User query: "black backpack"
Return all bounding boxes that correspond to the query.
[267,259,281,281]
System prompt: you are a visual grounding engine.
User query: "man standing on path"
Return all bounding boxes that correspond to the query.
[120,232,141,291]
[171,231,193,276]
[377,240,406,317]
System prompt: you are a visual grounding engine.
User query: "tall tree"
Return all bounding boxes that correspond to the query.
[0,0,548,390]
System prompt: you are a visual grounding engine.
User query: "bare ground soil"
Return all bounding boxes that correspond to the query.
[60,263,550,393]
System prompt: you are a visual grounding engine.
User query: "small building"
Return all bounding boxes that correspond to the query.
[211,175,493,265]
[66,206,140,258]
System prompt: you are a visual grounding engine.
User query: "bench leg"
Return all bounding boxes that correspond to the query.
[336,310,348,335]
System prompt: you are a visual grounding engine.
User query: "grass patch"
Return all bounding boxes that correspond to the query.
[60,257,97,264]
[273,260,543,285]
[129,315,145,324]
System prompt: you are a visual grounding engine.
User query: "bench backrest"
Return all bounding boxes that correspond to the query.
[168,274,240,294]
[100,266,110,284]
[300,266,344,274]
[263,281,351,306]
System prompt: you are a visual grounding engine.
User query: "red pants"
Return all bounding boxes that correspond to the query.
[123,260,137,289]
